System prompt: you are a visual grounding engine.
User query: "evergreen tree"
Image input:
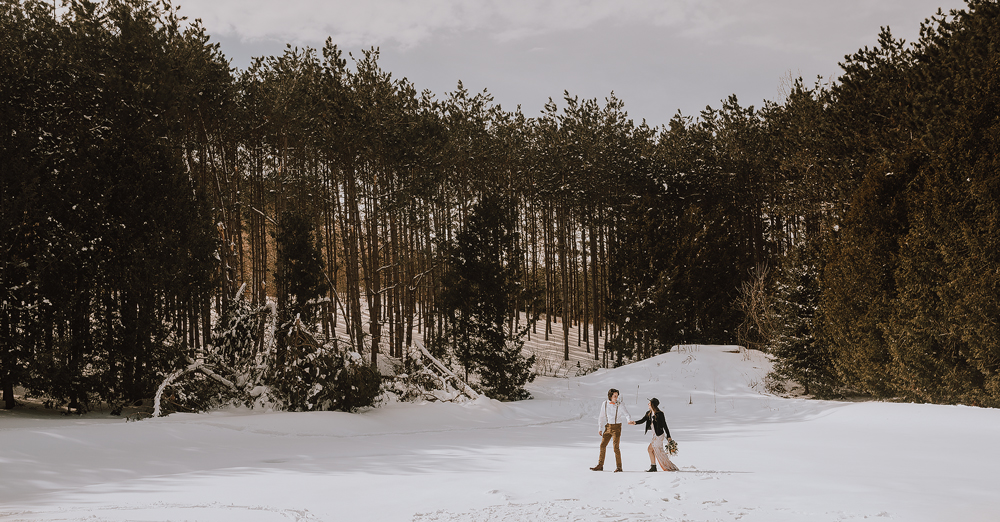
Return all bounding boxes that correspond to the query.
[0,0,45,408]
[609,99,775,356]
[0,0,225,410]
[810,27,918,398]
[767,245,835,395]
[438,193,535,401]
[275,209,328,327]
[887,0,1000,406]
[813,0,1000,402]
[817,166,906,397]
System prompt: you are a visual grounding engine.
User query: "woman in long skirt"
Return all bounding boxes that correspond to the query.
[630,397,679,472]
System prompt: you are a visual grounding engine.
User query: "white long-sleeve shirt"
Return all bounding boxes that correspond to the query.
[598,399,632,429]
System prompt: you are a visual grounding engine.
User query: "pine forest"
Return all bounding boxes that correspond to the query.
[2,0,1000,413]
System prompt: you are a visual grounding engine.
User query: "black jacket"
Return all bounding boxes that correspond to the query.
[635,411,670,438]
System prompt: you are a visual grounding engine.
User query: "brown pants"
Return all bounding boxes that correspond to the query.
[597,423,623,469]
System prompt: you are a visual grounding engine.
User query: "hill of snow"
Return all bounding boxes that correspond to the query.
[2,345,998,521]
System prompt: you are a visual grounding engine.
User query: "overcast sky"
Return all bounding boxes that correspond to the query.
[182,0,969,128]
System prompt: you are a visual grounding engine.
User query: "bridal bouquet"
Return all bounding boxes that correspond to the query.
[665,438,678,455]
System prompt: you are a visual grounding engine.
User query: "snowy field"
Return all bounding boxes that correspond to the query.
[2,344,999,522]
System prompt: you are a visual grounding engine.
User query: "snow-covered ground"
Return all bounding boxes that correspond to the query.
[2,345,998,521]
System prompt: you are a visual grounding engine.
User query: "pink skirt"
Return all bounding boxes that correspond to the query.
[651,432,679,471]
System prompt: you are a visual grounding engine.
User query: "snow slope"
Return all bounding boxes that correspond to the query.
[2,345,999,521]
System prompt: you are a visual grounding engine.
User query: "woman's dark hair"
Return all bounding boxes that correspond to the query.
[649,397,661,413]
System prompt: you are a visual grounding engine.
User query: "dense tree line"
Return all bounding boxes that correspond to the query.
[797,0,1000,406]
[1,0,226,411]
[2,0,998,410]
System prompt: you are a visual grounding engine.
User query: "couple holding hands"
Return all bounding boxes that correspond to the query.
[590,388,679,473]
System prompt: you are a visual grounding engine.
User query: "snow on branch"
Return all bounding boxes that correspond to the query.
[413,340,480,400]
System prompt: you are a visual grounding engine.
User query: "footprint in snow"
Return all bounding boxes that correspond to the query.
[486,489,511,501]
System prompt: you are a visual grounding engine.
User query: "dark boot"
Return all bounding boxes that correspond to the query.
[590,465,603,471]
[646,465,657,472]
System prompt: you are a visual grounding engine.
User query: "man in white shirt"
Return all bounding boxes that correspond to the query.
[591,388,632,472]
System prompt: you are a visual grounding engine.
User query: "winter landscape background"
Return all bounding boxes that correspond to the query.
[4,1,1000,521]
